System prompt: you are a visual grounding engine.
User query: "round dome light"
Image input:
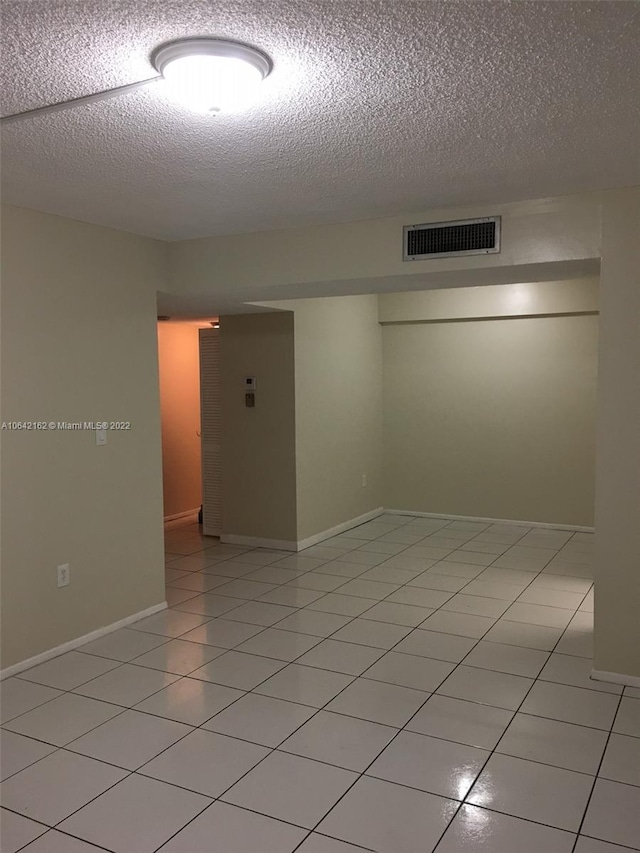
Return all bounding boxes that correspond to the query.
[152,38,272,114]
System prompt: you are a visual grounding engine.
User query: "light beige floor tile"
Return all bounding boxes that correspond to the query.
[326,677,428,727]
[222,601,297,626]
[140,729,269,797]
[129,639,225,676]
[483,619,563,651]
[158,801,306,853]
[67,709,191,770]
[599,733,640,786]
[467,752,593,831]
[403,627,478,661]
[613,696,640,737]
[17,652,120,691]
[437,803,575,852]
[178,618,264,649]
[362,601,434,627]
[540,653,623,695]
[203,693,316,746]
[296,639,385,676]
[280,710,396,771]
[222,751,357,829]
[520,681,619,730]
[0,730,55,781]
[235,628,321,661]
[407,694,513,749]
[3,693,122,746]
[581,779,640,849]
[275,609,353,637]
[497,713,607,774]
[437,665,533,711]
[255,664,354,707]
[78,628,168,662]
[364,651,454,692]
[420,610,495,639]
[317,775,458,853]
[134,677,243,725]
[368,730,488,799]
[58,774,211,853]
[0,809,47,853]
[186,649,287,690]
[463,641,549,678]
[0,679,62,725]
[0,749,126,825]
[330,618,412,649]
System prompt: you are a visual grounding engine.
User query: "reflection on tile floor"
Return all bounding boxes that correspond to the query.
[1,515,639,853]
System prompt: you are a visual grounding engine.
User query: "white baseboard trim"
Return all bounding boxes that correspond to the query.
[0,601,168,681]
[296,507,385,551]
[222,508,385,553]
[221,533,299,551]
[164,509,200,524]
[591,668,640,689]
[384,509,594,533]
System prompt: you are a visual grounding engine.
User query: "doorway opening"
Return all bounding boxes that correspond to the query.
[157,318,218,540]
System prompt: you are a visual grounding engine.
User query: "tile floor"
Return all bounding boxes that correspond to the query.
[1,514,639,853]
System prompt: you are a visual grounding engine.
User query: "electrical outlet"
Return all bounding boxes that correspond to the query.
[57,564,70,588]
[361,473,367,487]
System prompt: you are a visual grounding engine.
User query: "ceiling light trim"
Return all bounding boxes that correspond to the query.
[151,37,273,81]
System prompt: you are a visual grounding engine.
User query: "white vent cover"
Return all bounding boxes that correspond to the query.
[404,216,501,260]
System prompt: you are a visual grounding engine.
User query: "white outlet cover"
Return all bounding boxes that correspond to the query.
[57,564,70,587]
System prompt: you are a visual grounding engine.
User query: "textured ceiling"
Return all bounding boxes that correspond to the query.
[1,0,639,240]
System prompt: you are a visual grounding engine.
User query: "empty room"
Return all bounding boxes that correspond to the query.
[1,2,639,853]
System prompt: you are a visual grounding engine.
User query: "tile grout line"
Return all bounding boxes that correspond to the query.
[3,516,602,852]
[568,689,626,853]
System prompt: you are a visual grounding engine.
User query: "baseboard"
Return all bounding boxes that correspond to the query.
[0,601,168,681]
[591,668,640,689]
[221,533,299,552]
[384,509,594,533]
[222,507,385,553]
[164,508,200,524]
[296,507,385,551]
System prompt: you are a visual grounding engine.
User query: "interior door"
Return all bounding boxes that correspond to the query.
[199,327,222,536]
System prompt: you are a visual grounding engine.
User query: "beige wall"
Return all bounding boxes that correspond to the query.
[169,193,601,309]
[382,281,599,526]
[157,322,203,519]
[594,188,640,678]
[0,205,166,670]
[220,312,298,543]
[378,278,599,322]
[284,296,383,542]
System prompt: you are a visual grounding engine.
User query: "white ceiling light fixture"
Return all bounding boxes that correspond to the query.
[1,37,272,124]
[152,38,272,115]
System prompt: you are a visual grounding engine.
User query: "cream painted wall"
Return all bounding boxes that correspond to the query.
[378,278,599,322]
[594,188,640,679]
[382,280,598,526]
[157,322,203,519]
[273,296,384,542]
[168,193,601,307]
[0,205,166,669]
[220,312,298,543]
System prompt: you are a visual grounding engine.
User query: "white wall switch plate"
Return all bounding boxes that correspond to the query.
[57,564,70,587]
[96,427,107,445]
